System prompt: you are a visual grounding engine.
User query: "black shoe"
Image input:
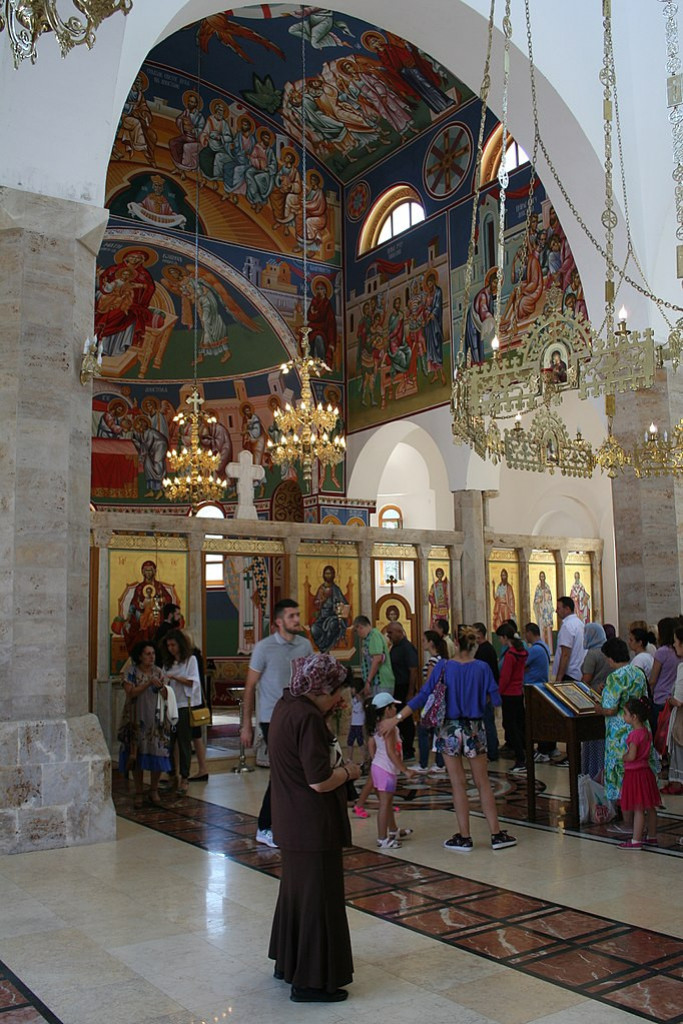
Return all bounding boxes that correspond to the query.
[290,986,348,1003]
[273,968,285,980]
[189,774,209,782]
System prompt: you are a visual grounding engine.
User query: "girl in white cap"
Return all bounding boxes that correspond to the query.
[365,693,414,848]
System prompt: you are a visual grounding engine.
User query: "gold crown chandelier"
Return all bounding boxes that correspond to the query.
[1,0,131,67]
[266,6,345,488]
[162,388,227,509]
[451,0,683,480]
[267,329,346,483]
[162,40,227,513]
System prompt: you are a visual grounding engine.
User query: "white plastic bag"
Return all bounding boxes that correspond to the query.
[578,773,615,824]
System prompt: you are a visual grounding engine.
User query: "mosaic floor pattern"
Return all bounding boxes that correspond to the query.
[112,773,683,1024]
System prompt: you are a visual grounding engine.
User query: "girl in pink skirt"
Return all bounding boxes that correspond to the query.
[619,696,662,850]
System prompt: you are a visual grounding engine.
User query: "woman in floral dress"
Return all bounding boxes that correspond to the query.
[593,637,657,807]
[119,640,173,807]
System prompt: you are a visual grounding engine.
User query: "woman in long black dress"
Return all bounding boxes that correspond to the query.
[268,652,361,1003]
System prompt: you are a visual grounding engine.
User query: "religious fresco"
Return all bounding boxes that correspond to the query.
[90,372,346,508]
[345,216,451,431]
[108,545,188,674]
[529,550,558,655]
[95,225,342,383]
[296,546,359,657]
[564,553,593,624]
[107,63,341,265]
[488,549,520,633]
[138,7,472,187]
[450,165,588,364]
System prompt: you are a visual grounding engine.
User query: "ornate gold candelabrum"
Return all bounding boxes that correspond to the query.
[267,327,346,485]
[162,387,227,512]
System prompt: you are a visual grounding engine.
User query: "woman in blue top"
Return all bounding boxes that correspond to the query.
[383,627,517,853]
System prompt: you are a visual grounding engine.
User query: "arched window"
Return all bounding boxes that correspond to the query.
[378,504,404,585]
[358,185,425,255]
[480,124,530,185]
[196,504,225,587]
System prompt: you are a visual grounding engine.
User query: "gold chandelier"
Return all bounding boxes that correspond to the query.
[451,0,683,480]
[1,0,132,67]
[162,388,227,511]
[267,327,345,484]
[266,6,346,488]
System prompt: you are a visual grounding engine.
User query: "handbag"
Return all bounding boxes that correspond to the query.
[421,663,447,730]
[189,704,211,728]
[654,702,672,756]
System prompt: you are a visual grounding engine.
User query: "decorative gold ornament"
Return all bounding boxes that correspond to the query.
[79,335,103,385]
[162,388,227,512]
[1,0,132,67]
[267,328,345,484]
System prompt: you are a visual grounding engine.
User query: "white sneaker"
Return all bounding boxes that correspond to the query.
[533,751,550,763]
[429,765,447,774]
[412,765,430,773]
[256,828,278,848]
[377,835,402,849]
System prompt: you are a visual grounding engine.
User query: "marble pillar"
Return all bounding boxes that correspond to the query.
[611,368,683,629]
[187,533,204,641]
[359,541,374,617]
[0,188,116,853]
[448,544,464,629]
[518,547,532,629]
[453,490,487,623]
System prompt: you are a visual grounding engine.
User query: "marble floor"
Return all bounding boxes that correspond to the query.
[0,765,681,1024]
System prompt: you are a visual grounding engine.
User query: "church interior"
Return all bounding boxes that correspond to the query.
[2,1,683,1022]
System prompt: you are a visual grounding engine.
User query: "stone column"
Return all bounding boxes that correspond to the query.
[284,536,300,598]
[612,368,683,629]
[556,549,568,601]
[453,490,487,623]
[93,529,112,681]
[518,547,532,629]
[187,533,204,640]
[418,544,432,635]
[358,541,374,616]
[589,548,604,624]
[448,544,464,629]
[0,188,115,853]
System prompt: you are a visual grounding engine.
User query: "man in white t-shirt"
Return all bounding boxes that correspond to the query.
[536,596,585,765]
[241,599,313,848]
[553,596,585,681]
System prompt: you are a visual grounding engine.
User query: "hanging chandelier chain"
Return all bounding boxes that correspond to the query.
[300,4,309,331]
[492,0,513,346]
[600,0,617,327]
[523,0,683,317]
[459,0,497,363]
[661,1,683,246]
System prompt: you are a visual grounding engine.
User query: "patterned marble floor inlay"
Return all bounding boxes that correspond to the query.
[0,959,64,1024]
[113,775,683,1024]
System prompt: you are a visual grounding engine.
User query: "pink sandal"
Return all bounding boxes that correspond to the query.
[352,805,369,819]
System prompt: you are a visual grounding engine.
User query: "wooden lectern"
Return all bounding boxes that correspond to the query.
[525,683,605,828]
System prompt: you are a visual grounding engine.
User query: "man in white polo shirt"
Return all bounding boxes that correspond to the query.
[536,595,586,765]
[240,599,313,847]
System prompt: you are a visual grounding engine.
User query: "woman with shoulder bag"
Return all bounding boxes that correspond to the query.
[119,641,173,808]
[159,629,201,795]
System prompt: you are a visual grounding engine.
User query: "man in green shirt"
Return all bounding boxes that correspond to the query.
[353,615,395,697]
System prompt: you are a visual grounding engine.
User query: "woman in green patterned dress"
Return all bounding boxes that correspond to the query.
[593,637,656,805]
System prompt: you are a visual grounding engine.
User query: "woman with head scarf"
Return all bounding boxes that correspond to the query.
[580,622,609,778]
[268,653,361,1004]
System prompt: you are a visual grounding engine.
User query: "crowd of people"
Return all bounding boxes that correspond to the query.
[117,602,210,807]
[122,594,682,1003]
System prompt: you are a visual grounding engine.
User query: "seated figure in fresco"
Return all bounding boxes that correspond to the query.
[123,560,174,654]
[310,565,350,653]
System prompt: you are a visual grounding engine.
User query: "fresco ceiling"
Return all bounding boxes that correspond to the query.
[155,5,474,185]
